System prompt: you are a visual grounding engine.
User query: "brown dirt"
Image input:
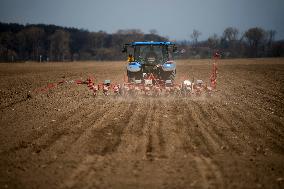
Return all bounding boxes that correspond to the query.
[0,58,283,189]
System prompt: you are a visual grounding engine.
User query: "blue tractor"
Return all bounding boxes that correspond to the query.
[122,41,177,83]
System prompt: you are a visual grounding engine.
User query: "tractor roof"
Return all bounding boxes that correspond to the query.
[128,41,175,46]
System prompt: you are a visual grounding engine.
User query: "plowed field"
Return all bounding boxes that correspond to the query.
[0,58,283,189]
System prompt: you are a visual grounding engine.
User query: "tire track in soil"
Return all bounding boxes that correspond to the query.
[72,98,197,189]
[115,98,157,160]
[156,99,226,189]
[143,99,163,161]
[36,99,117,154]
[62,98,186,189]
[119,98,157,161]
[134,98,226,189]
[144,98,167,160]
[61,101,137,189]
[164,99,199,155]
[72,101,137,156]
[172,99,226,188]
[32,99,115,153]
[184,99,222,155]
[193,155,224,189]
[122,98,226,189]
[156,100,167,159]
[94,99,172,188]
[115,98,151,156]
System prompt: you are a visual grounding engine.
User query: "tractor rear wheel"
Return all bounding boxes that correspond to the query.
[161,70,176,81]
[127,71,142,82]
[169,70,176,81]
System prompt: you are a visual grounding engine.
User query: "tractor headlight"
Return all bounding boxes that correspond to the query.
[162,61,176,71]
[127,62,142,72]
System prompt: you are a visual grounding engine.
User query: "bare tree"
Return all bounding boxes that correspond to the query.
[265,30,277,56]
[190,29,201,46]
[223,27,239,42]
[222,27,240,57]
[244,27,266,57]
[267,30,276,45]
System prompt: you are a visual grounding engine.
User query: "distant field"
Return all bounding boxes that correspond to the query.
[0,58,283,189]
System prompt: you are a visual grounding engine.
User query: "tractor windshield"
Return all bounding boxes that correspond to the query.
[134,45,168,65]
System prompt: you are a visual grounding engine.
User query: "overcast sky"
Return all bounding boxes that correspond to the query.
[0,0,284,40]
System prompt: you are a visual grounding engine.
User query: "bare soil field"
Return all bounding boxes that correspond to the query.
[0,58,283,189]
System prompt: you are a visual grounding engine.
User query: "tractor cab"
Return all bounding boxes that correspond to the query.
[122,42,177,82]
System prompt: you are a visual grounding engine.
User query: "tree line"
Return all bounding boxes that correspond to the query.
[0,22,283,62]
[181,27,284,59]
[0,23,167,62]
